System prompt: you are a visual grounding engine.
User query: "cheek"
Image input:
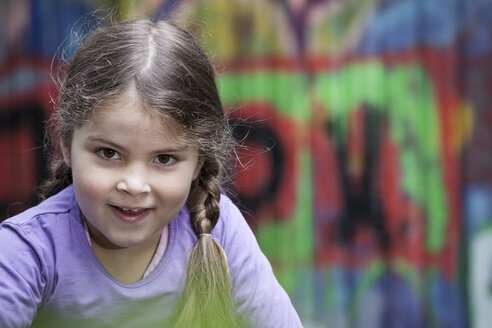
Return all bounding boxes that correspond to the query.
[159,179,192,199]
[73,178,104,206]
[155,172,195,200]
[72,163,114,196]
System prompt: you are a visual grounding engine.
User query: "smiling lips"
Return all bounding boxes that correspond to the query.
[110,205,151,223]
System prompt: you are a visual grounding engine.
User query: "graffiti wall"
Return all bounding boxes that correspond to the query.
[0,0,98,218]
[1,0,491,327]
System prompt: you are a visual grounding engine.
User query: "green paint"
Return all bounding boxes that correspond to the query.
[294,149,314,259]
[393,259,424,297]
[352,259,386,307]
[314,61,447,252]
[477,221,492,234]
[218,71,311,121]
[349,260,425,321]
[323,268,337,309]
[315,62,387,117]
[254,147,314,293]
[219,60,448,253]
[322,266,351,313]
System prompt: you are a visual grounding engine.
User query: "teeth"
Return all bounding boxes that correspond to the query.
[121,207,143,212]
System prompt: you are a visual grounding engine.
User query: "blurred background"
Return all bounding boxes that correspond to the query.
[1,0,491,327]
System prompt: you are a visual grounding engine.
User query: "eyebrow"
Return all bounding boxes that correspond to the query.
[86,136,190,153]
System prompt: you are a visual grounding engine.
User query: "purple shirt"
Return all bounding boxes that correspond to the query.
[0,186,302,327]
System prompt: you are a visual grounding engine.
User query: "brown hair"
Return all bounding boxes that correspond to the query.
[42,19,240,327]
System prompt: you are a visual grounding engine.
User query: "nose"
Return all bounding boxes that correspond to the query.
[116,165,151,196]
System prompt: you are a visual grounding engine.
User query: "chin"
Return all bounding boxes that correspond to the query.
[112,236,148,248]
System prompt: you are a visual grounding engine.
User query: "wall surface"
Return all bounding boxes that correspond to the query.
[1,0,491,327]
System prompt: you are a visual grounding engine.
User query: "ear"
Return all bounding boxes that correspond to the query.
[60,141,71,168]
[193,159,204,180]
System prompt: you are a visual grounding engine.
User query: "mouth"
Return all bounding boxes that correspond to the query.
[110,205,151,223]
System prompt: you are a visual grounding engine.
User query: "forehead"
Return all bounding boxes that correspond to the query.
[85,90,189,145]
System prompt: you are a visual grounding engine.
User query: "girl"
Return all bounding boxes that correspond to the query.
[0,19,302,328]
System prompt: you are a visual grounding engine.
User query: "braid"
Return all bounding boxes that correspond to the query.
[39,159,72,200]
[188,163,222,234]
[172,159,242,328]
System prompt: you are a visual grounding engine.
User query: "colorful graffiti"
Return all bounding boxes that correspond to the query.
[0,0,98,219]
[1,0,492,327]
[158,0,489,326]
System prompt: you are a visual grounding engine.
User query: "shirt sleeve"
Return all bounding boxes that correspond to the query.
[0,223,49,328]
[219,198,304,328]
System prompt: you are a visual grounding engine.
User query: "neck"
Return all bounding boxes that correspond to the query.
[86,222,162,284]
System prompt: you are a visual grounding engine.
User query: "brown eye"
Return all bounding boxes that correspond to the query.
[154,154,176,165]
[97,148,120,160]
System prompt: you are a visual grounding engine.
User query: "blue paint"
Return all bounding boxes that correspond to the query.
[24,0,95,58]
[378,271,425,328]
[464,184,492,236]
[357,0,492,56]
[358,0,459,53]
[428,273,466,328]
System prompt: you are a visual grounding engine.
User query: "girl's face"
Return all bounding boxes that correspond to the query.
[62,89,202,250]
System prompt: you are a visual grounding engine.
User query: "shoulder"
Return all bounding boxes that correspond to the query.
[0,185,77,265]
[2,185,75,232]
[216,194,249,230]
[0,187,76,325]
[214,194,263,266]
[210,194,257,249]
[175,194,248,238]
[171,194,252,260]
[216,196,304,327]
[175,195,303,327]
